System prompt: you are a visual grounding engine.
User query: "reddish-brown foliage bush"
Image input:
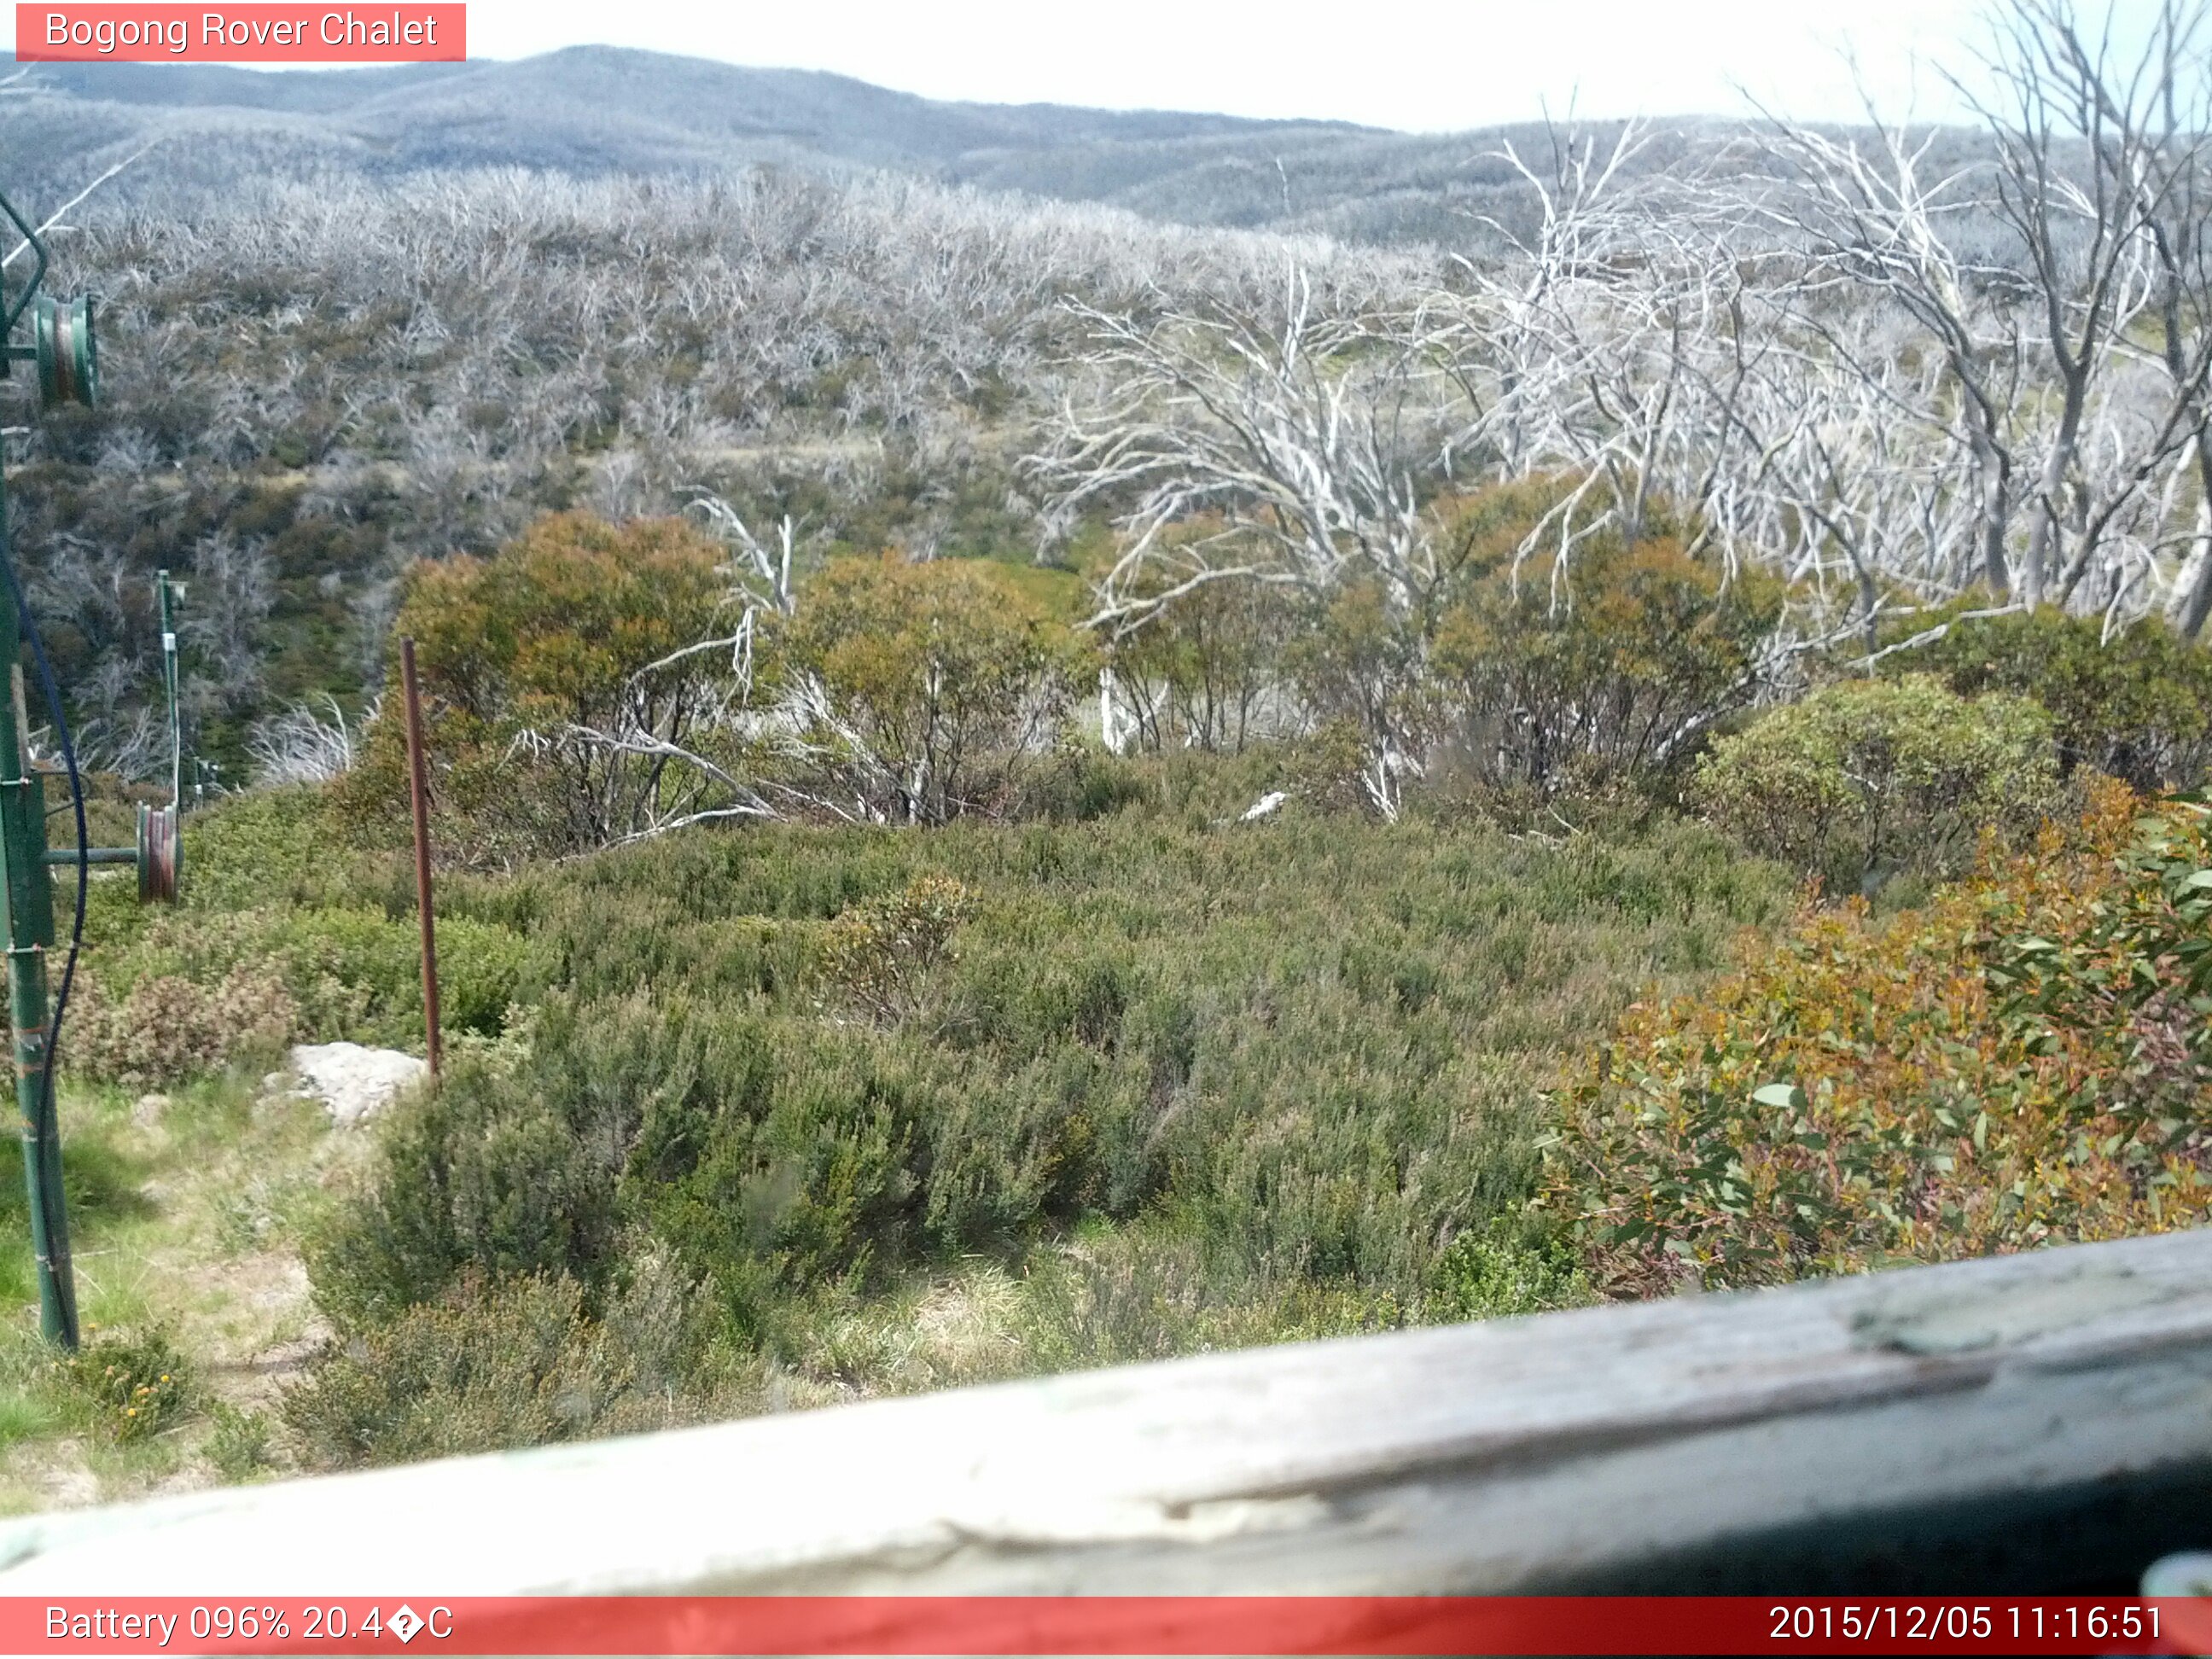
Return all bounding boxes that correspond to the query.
[1546,780,2212,1295]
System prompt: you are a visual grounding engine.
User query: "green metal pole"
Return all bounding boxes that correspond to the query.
[0,442,76,1349]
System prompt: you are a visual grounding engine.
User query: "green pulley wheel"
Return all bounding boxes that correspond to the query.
[137,802,178,904]
[33,294,96,411]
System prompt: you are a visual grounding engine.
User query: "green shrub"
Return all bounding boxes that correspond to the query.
[88,904,533,1050]
[1427,492,1787,796]
[314,992,980,1328]
[206,1403,277,1481]
[1901,609,2212,790]
[1006,1219,1406,1372]
[178,787,386,915]
[1009,745,1151,823]
[67,963,295,1088]
[284,1264,737,1469]
[1284,583,1427,814]
[1546,783,2212,1296]
[1108,571,1302,754]
[55,1326,189,1442]
[1422,1220,1594,1322]
[308,1004,933,1330]
[1271,719,1378,817]
[781,556,1091,824]
[304,1025,632,1330]
[621,1010,962,1319]
[1694,675,2059,892]
[78,786,532,1069]
[817,874,975,1023]
[337,512,754,865]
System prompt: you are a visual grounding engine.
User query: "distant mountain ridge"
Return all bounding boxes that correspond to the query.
[0,44,1648,244]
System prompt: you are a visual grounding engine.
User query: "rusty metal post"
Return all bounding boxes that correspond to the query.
[399,638,441,1080]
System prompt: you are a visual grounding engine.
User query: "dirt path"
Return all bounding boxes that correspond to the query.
[0,1065,387,1511]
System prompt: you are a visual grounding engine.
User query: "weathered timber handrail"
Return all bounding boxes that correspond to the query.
[3,1228,2210,1594]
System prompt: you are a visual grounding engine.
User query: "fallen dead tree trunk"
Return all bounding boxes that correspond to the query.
[3,1228,2209,1594]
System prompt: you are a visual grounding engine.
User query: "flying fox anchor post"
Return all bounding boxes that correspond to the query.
[1,183,187,1349]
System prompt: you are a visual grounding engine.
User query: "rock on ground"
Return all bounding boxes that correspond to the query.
[1239,790,1289,822]
[286,1043,428,1126]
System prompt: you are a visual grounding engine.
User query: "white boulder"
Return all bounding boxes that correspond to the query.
[1238,790,1289,822]
[287,1042,429,1126]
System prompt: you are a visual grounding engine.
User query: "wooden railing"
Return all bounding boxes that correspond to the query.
[2,1227,2209,1595]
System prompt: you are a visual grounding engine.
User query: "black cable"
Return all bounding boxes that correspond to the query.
[0,552,85,1348]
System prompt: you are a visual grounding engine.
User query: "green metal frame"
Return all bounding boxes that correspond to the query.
[0,439,76,1347]
[1,182,177,1350]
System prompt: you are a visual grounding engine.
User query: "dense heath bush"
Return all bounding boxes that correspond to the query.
[67,963,295,1089]
[282,1264,746,1469]
[288,788,1788,1455]
[1901,609,2212,791]
[1423,494,1788,798]
[54,1325,190,1444]
[73,903,531,1057]
[341,512,747,866]
[170,785,410,914]
[1546,783,2212,1296]
[62,777,531,1091]
[1420,1220,1594,1322]
[817,873,976,1024]
[1693,675,2060,893]
[779,556,1092,824]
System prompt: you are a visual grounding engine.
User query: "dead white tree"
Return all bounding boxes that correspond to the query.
[1036,267,1476,632]
[1455,120,1712,559]
[247,696,372,786]
[1030,267,1479,816]
[1729,300,1982,647]
[1962,0,2174,611]
[684,492,799,697]
[1747,109,2032,602]
[2051,0,2212,637]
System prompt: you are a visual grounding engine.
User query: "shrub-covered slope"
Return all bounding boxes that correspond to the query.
[48,771,1784,1468]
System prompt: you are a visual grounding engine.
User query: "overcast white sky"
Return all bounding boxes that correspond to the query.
[5,0,2176,130]
[434,0,2167,128]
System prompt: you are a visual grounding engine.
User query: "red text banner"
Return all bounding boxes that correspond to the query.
[3,1596,2209,1656]
[15,5,464,61]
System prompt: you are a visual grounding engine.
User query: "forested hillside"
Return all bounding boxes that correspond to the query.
[11,166,1416,771]
[3,45,1625,243]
